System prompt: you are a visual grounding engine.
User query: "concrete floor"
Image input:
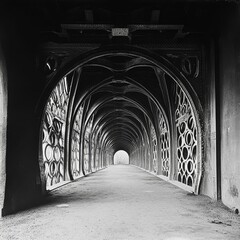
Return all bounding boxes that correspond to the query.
[1,165,240,240]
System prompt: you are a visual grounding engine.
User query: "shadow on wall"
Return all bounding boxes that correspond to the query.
[114,150,129,165]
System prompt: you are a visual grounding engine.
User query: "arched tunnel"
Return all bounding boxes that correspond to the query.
[1,1,240,239]
[40,46,202,194]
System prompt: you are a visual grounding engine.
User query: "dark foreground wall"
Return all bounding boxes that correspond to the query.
[0,7,45,216]
[0,28,8,217]
[219,6,240,212]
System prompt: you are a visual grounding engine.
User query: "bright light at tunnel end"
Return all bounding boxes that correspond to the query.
[113,150,129,165]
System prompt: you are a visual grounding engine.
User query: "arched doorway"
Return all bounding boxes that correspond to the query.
[114,150,129,165]
[39,45,203,194]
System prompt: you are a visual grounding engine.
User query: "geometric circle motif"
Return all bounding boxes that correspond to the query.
[45,144,53,161]
[159,110,170,177]
[71,128,81,179]
[54,146,61,161]
[41,77,69,189]
[175,85,198,188]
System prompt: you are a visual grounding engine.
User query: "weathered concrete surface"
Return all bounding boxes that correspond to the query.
[0,165,240,240]
[0,40,7,217]
[219,7,240,212]
[201,39,217,200]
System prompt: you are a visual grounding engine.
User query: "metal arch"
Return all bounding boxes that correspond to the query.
[82,73,168,117]
[68,67,171,139]
[37,44,203,123]
[101,130,138,151]
[100,122,139,144]
[79,94,157,140]
[70,72,172,164]
[80,101,154,158]
[83,57,155,73]
[103,135,138,154]
[71,76,157,123]
[87,112,143,151]
[94,121,147,153]
[76,73,172,138]
[96,117,141,141]
[80,97,154,155]
[90,109,150,146]
[87,103,151,156]
[38,44,203,194]
[94,115,146,149]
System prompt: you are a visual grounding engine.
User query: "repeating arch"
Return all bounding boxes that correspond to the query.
[38,45,203,194]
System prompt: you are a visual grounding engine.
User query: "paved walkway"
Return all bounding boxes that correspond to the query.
[1,165,240,240]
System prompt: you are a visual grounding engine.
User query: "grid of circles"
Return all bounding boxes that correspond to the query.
[42,78,69,188]
[84,138,90,174]
[159,111,170,177]
[95,147,100,170]
[83,117,94,175]
[71,130,80,178]
[150,124,158,174]
[71,106,83,179]
[91,137,95,171]
[175,85,197,187]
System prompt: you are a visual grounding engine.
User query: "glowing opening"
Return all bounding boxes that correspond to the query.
[114,150,129,165]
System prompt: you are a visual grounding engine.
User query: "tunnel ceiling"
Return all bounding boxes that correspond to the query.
[35,0,230,156]
[67,54,169,155]
[8,0,233,47]
[33,0,233,157]
[34,0,225,191]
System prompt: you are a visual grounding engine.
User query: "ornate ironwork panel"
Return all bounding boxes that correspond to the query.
[159,110,170,177]
[83,116,93,174]
[175,84,197,187]
[150,123,158,173]
[84,138,90,174]
[91,135,96,171]
[42,77,69,188]
[71,106,83,179]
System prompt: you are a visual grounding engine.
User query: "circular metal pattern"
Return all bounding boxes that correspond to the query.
[182,147,189,160]
[49,161,56,176]
[178,135,184,148]
[40,49,202,192]
[175,85,198,188]
[59,160,64,176]
[71,121,81,179]
[45,112,52,129]
[42,78,69,189]
[54,146,61,161]
[159,111,170,177]
[45,144,53,161]
[185,132,193,146]
[151,124,158,174]
[187,159,194,174]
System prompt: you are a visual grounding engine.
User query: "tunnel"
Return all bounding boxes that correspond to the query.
[1,1,240,238]
[39,46,203,194]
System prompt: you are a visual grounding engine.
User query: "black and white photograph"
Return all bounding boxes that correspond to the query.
[0,0,240,239]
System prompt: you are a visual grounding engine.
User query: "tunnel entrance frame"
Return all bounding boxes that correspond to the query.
[38,45,204,194]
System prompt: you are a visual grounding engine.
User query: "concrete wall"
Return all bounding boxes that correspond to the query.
[0,38,7,217]
[1,8,45,215]
[200,40,217,200]
[219,7,240,212]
